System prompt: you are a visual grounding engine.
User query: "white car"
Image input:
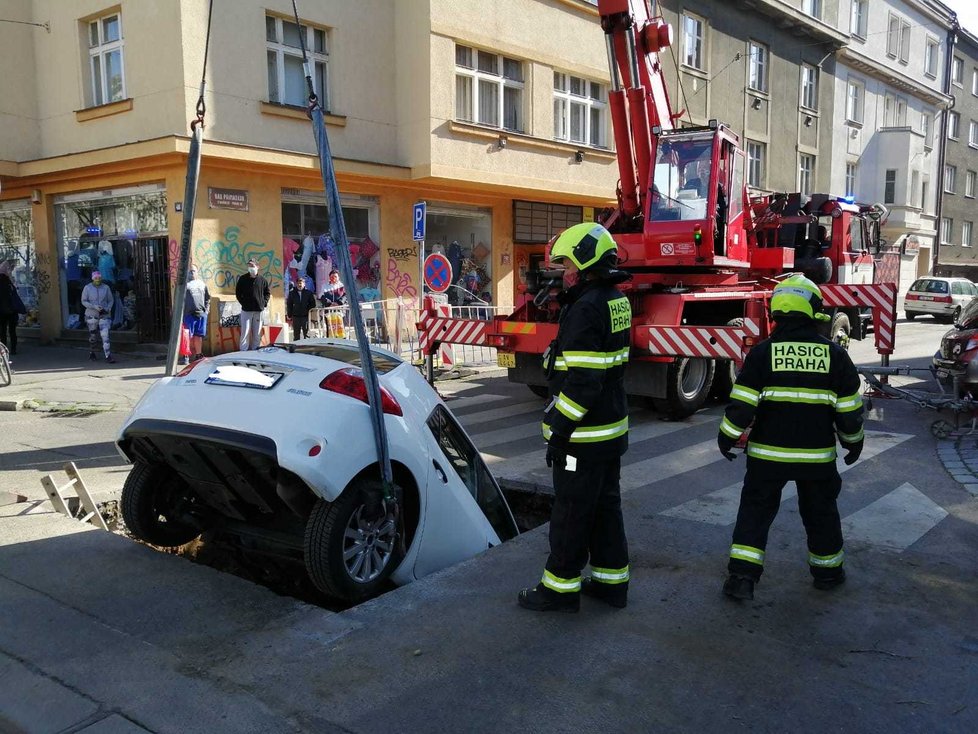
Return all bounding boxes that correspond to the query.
[116,340,518,602]
[904,277,978,323]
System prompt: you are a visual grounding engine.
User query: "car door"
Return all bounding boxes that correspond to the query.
[413,405,519,579]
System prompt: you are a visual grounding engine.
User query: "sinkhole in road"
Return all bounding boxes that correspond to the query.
[98,485,552,612]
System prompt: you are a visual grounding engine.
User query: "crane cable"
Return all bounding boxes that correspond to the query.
[290,0,402,542]
[166,0,214,376]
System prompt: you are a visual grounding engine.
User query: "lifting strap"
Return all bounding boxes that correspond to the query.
[166,0,214,376]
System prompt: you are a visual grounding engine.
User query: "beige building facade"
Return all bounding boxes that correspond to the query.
[0,0,618,348]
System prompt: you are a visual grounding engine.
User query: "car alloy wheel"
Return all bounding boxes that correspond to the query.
[343,506,397,583]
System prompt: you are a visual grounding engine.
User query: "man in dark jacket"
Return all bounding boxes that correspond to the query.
[718,274,864,601]
[0,268,21,358]
[518,223,632,613]
[235,258,271,350]
[287,276,317,341]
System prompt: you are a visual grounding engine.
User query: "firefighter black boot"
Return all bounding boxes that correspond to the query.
[581,578,628,608]
[722,574,755,601]
[813,568,846,591]
[517,584,580,613]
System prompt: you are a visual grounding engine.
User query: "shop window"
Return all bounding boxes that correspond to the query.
[281,196,381,304]
[0,202,39,329]
[513,201,584,244]
[425,205,493,308]
[86,12,125,107]
[55,188,168,337]
[266,14,329,109]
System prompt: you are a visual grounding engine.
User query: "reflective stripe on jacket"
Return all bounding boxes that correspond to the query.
[543,281,631,460]
[720,318,864,479]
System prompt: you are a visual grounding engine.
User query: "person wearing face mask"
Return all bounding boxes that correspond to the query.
[81,270,116,363]
[518,222,633,613]
[235,258,271,350]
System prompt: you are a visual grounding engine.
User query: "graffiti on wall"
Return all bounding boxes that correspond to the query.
[385,258,417,303]
[386,246,416,261]
[194,226,283,291]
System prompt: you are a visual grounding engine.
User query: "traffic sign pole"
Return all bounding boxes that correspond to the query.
[413,201,427,304]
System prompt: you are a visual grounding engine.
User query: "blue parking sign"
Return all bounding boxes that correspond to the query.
[413,202,426,241]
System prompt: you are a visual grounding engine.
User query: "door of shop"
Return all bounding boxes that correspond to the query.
[133,238,171,343]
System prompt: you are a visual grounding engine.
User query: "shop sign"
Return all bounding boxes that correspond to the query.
[208,188,249,212]
[903,235,920,256]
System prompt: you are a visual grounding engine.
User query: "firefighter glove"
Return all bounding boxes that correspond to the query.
[843,442,863,465]
[717,433,737,461]
[546,431,571,468]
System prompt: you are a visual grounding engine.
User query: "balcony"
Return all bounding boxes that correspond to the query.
[733,0,848,48]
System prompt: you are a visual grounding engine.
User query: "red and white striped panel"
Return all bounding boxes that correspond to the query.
[644,319,761,361]
[820,283,896,355]
[417,317,488,355]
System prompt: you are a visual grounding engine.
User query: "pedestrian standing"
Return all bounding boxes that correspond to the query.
[182,265,210,363]
[518,223,632,613]
[286,276,317,341]
[81,271,116,363]
[235,258,270,351]
[0,267,23,358]
[718,274,864,601]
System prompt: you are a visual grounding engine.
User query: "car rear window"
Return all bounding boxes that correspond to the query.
[289,343,402,373]
[910,279,949,294]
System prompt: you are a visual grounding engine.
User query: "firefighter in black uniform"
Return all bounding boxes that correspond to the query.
[518,223,632,613]
[718,274,864,601]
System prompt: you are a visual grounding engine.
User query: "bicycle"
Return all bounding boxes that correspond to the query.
[0,341,10,388]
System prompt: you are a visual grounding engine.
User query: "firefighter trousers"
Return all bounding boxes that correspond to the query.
[728,471,844,581]
[545,455,628,584]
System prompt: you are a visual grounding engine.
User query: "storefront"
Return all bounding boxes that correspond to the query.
[512,200,590,299]
[0,199,39,332]
[422,203,493,307]
[53,184,170,342]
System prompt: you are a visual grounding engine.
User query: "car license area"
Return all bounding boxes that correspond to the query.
[205,364,283,389]
[919,295,934,301]
[497,352,516,368]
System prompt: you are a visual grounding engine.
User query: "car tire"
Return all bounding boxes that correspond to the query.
[304,478,404,602]
[653,357,715,419]
[830,312,851,349]
[905,311,917,321]
[708,318,744,402]
[950,307,962,324]
[528,384,550,399]
[121,461,202,547]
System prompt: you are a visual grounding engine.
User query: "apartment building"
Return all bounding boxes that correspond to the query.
[935,26,978,278]
[830,0,955,288]
[0,0,620,346]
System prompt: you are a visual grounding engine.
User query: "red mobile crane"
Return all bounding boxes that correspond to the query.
[418,0,897,418]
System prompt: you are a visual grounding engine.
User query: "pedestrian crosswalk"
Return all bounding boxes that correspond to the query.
[442,383,951,555]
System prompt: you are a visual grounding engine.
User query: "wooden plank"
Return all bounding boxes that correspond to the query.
[63,462,109,531]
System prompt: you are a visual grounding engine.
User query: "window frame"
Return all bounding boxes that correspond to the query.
[884,169,897,204]
[941,217,953,245]
[924,37,939,78]
[949,111,961,140]
[87,12,126,107]
[952,56,964,87]
[800,63,818,111]
[746,140,765,188]
[845,162,857,197]
[748,41,768,94]
[798,153,815,197]
[963,221,973,247]
[945,164,957,194]
[846,79,864,124]
[850,0,868,39]
[553,71,608,148]
[802,0,821,20]
[265,15,329,110]
[682,13,706,71]
[966,170,976,198]
[454,43,525,133]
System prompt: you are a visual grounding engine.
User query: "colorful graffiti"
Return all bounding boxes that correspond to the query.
[385,258,417,303]
[194,226,283,291]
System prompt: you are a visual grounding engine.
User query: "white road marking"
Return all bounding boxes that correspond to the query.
[659,431,914,526]
[459,401,545,427]
[842,482,948,552]
[621,439,717,491]
[443,393,510,411]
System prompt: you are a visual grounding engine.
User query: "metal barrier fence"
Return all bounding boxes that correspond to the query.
[303,298,499,367]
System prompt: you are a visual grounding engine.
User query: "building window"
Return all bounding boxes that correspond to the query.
[911,170,919,206]
[964,221,973,247]
[800,64,817,110]
[846,80,863,123]
[953,57,964,86]
[455,44,524,132]
[942,217,953,245]
[513,201,584,243]
[921,111,933,147]
[746,140,765,188]
[798,154,814,196]
[970,121,978,147]
[884,169,897,204]
[967,170,976,198]
[949,111,961,140]
[945,164,957,193]
[748,41,767,93]
[682,14,705,70]
[850,0,868,38]
[924,38,938,77]
[973,69,978,96]
[265,15,328,109]
[887,14,910,63]
[87,13,125,106]
[802,0,821,20]
[553,72,607,147]
[845,163,857,197]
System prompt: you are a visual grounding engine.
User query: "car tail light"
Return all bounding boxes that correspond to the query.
[319,367,403,416]
[176,358,210,377]
[935,295,952,303]
[905,293,919,301]
[487,335,510,347]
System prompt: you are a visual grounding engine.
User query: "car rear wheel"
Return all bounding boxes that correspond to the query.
[708,318,744,402]
[304,478,403,602]
[121,461,202,547]
[905,311,917,321]
[830,312,851,349]
[950,307,962,324]
[654,357,715,419]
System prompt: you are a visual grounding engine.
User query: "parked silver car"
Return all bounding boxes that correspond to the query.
[904,277,978,323]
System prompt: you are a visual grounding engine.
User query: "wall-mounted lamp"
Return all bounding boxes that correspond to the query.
[850,128,858,139]
[30,189,42,204]
[575,150,585,163]
[750,97,762,110]
[498,135,508,149]
[804,115,813,127]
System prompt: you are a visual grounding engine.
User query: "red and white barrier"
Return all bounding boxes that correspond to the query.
[820,283,896,355]
[644,319,761,361]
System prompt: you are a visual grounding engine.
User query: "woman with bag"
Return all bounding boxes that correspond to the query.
[0,269,25,358]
